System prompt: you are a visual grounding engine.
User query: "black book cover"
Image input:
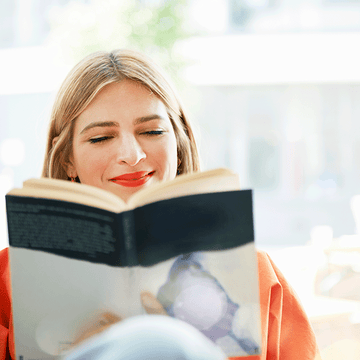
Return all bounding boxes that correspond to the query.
[6,190,254,267]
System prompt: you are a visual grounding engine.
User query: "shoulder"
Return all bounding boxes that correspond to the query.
[0,247,10,284]
[256,249,308,312]
[0,247,10,302]
[256,249,308,304]
[0,247,14,359]
[256,249,319,359]
[0,247,11,326]
[256,249,285,322]
[256,249,283,289]
[0,247,9,266]
[0,247,11,319]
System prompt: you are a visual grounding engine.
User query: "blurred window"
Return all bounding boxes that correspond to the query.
[229,0,278,29]
[324,0,360,3]
[248,137,280,190]
[0,0,16,47]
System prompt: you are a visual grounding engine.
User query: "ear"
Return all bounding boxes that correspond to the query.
[52,136,59,148]
[65,160,77,179]
[64,151,78,179]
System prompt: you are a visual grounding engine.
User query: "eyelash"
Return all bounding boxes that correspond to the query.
[89,136,112,144]
[141,130,165,136]
[89,130,164,144]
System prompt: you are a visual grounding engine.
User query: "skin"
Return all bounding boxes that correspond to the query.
[67,79,178,202]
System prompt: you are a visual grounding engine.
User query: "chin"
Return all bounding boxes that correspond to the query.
[112,189,134,202]
[108,185,145,202]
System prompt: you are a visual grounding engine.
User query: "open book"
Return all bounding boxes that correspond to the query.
[6,168,261,359]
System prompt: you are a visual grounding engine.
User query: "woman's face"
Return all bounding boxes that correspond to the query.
[67,79,178,202]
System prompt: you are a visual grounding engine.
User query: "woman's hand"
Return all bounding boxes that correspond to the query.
[140,291,167,315]
[72,292,166,347]
[72,312,122,347]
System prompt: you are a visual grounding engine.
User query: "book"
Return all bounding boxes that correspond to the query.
[6,168,262,359]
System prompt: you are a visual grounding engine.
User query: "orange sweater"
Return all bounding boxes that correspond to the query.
[0,248,320,359]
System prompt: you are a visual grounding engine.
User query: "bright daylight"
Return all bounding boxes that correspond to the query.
[1,0,360,359]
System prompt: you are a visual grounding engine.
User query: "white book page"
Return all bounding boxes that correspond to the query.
[13,169,238,213]
[137,243,261,358]
[9,248,134,359]
[129,171,240,209]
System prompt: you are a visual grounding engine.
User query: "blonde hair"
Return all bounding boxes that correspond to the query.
[42,49,200,180]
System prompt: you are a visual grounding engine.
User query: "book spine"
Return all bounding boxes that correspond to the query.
[122,211,138,266]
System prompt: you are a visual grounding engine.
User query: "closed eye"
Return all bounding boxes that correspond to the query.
[89,136,113,144]
[141,130,165,136]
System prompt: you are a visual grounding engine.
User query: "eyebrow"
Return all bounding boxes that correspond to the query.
[134,114,167,125]
[80,121,119,135]
[79,115,167,134]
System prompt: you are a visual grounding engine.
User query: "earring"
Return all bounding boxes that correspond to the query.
[70,177,76,182]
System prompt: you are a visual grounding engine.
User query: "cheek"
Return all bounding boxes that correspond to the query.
[74,148,107,178]
[147,137,176,174]
[160,136,178,176]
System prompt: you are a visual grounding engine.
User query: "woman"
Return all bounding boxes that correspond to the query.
[0,49,320,359]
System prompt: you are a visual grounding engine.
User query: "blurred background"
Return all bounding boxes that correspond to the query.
[1,0,360,357]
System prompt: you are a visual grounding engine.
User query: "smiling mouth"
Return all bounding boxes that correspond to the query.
[110,171,155,187]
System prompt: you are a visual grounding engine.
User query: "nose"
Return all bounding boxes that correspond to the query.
[116,134,146,166]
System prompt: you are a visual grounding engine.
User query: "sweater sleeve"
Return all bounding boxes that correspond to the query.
[230,250,321,360]
[257,250,320,360]
[0,248,14,360]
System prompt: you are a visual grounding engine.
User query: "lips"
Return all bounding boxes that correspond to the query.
[110,171,155,187]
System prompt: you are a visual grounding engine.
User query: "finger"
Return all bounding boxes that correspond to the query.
[141,291,168,316]
[72,312,122,347]
[98,312,122,328]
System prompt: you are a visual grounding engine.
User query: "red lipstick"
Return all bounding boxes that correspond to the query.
[110,171,154,188]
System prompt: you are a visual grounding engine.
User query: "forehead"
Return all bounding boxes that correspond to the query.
[75,80,169,130]
[86,80,155,111]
